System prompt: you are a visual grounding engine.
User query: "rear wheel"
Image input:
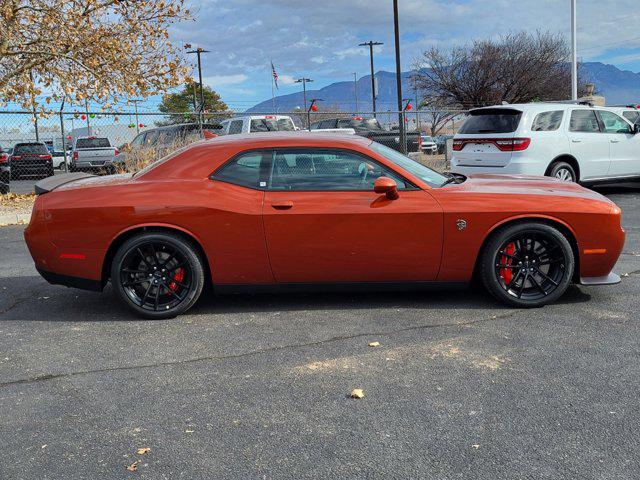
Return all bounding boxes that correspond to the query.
[111,232,205,319]
[548,161,577,182]
[480,223,574,308]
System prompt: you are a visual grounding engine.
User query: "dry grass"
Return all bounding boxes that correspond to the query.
[117,138,193,173]
[411,152,449,172]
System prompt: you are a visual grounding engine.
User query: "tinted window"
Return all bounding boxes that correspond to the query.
[250,118,295,132]
[369,142,448,188]
[569,110,600,132]
[228,120,243,134]
[459,109,522,134]
[622,111,639,123]
[13,143,49,154]
[213,151,266,189]
[599,111,633,134]
[76,138,111,148]
[531,110,563,131]
[269,149,407,191]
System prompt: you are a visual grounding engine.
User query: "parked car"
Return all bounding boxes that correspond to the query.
[436,135,454,154]
[27,132,623,319]
[218,115,297,135]
[420,135,437,154]
[52,150,67,169]
[9,142,54,180]
[69,136,121,174]
[604,105,640,124]
[451,103,640,183]
[122,123,221,160]
[310,117,421,153]
[0,147,9,194]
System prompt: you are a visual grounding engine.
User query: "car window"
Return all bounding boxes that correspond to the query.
[622,111,639,123]
[569,110,600,133]
[531,110,563,131]
[130,133,146,148]
[14,143,49,154]
[213,151,267,189]
[599,111,633,134]
[459,109,522,134]
[228,120,244,135]
[144,130,160,146]
[269,149,408,191]
[75,138,111,148]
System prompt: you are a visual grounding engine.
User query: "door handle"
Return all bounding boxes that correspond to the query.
[271,201,294,210]
[610,139,620,143]
[571,139,581,143]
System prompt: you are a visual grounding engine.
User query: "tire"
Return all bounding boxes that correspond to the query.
[45,166,54,178]
[480,222,574,308]
[111,232,205,319]
[0,183,8,194]
[548,161,577,182]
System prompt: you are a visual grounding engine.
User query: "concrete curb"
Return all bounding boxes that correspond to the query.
[0,213,30,226]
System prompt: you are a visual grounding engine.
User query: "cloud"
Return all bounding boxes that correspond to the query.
[202,74,248,88]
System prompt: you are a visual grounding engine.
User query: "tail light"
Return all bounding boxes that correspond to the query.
[11,155,21,161]
[114,148,120,156]
[38,154,52,159]
[452,138,530,152]
[73,151,78,160]
[0,153,7,163]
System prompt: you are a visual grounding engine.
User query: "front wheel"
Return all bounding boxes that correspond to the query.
[111,232,205,319]
[480,223,574,308]
[548,161,577,182]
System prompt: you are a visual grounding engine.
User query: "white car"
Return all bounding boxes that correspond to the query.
[450,103,640,183]
[218,115,297,135]
[420,135,437,154]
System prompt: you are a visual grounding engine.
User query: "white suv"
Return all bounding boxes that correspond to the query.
[218,115,297,135]
[450,103,640,183]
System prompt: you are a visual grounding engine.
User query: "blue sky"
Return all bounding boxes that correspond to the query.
[161,0,640,111]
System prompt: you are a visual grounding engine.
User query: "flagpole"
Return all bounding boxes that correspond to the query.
[270,60,276,113]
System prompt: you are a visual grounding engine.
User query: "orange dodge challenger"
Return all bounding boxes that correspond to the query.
[25,133,624,319]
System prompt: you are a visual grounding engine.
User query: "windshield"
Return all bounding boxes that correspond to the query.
[76,138,111,148]
[421,136,435,142]
[250,118,295,132]
[369,141,448,188]
[459,109,522,134]
[14,143,49,155]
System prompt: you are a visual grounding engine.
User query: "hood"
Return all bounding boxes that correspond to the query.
[449,173,613,202]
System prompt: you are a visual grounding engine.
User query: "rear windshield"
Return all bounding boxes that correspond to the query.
[76,138,111,148]
[13,143,49,154]
[459,109,522,134]
[250,118,295,132]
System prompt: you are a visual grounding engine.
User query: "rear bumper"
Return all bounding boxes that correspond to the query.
[451,154,545,176]
[37,268,103,291]
[579,272,621,286]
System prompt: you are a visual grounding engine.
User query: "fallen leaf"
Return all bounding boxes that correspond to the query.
[126,461,139,472]
[472,444,480,449]
[185,429,194,433]
[41,444,48,449]
[350,388,364,399]
[132,427,141,433]
[621,273,629,277]
[136,447,151,455]
[368,341,380,347]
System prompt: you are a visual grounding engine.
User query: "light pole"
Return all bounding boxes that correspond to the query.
[571,0,578,100]
[295,78,313,111]
[187,47,210,132]
[130,99,142,134]
[392,0,406,153]
[353,73,359,113]
[359,41,383,116]
[307,98,322,131]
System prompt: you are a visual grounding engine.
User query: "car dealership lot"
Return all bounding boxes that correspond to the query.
[1,185,640,479]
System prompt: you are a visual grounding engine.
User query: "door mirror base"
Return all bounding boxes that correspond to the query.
[374,177,399,200]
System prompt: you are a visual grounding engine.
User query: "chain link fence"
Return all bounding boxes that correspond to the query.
[0,108,468,194]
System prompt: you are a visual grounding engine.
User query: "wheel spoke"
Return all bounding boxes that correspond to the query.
[499,252,520,261]
[154,284,161,310]
[137,248,152,268]
[529,274,547,296]
[536,268,559,286]
[141,282,153,305]
[123,278,148,287]
[517,273,528,298]
[123,268,147,274]
[506,270,522,290]
[163,283,183,300]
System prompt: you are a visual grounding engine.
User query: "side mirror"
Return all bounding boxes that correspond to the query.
[374,176,399,200]
[634,123,640,134]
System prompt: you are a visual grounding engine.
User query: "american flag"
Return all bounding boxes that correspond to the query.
[271,61,279,89]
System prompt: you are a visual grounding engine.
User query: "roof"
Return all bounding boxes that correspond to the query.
[470,102,597,113]
[202,131,372,148]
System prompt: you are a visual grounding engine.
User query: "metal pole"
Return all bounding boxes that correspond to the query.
[353,73,359,113]
[571,0,578,100]
[393,0,406,153]
[85,100,91,136]
[414,79,420,132]
[133,100,140,134]
[303,80,307,111]
[59,111,68,172]
[359,41,383,117]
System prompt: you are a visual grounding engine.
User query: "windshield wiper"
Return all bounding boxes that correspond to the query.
[440,173,466,187]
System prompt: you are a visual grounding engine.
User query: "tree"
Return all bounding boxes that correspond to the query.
[0,0,190,112]
[158,82,229,124]
[414,31,586,109]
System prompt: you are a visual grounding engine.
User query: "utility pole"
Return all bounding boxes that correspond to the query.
[353,73,359,113]
[130,99,142,134]
[570,0,578,100]
[295,77,313,111]
[187,47,210,132]
[84,99,91,136]
[392,0,405,153]
[359,41,383,116]
[414,78,420,133]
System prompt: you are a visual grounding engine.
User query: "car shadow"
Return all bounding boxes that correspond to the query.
[592,181,640,195]
[0,274,591,321]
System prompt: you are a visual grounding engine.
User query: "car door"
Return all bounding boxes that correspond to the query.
[566,109,610,180]
[262,148,443,283]
[597,110,640,177]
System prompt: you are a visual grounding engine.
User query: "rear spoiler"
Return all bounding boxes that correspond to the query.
[34,172,96,195]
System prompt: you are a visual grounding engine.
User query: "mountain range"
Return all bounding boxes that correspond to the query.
[247,62,640,113]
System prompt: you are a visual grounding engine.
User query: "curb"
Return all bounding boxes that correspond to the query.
[0,213,30,226]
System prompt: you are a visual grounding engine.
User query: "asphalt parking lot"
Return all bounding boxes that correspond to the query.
[1,184,640,479]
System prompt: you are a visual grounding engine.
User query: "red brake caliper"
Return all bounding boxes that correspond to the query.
[500,243,516,284]
[168,268,185,291]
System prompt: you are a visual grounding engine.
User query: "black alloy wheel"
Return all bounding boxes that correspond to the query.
[111,232,205,319]
[481,223,574,307]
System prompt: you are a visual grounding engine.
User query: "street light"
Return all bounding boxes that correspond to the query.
[358,41,383,116]
[307,98,323,131]
[570,0,577,100]
[353,73,359,113]
[295,77,313,111]
[187,47,210,132]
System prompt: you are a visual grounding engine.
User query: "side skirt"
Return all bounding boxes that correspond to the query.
[214,281,469,295]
